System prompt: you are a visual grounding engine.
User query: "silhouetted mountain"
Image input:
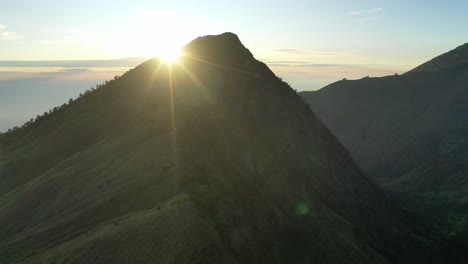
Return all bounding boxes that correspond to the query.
[0,33,446,264]
[409,43,468,73]
[300,43,468,260]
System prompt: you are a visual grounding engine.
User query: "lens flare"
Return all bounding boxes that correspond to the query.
[159,48,181,63]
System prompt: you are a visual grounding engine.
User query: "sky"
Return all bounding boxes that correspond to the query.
[1,0,467,131]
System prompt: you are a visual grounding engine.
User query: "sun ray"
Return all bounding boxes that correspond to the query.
[127,59,164,128]
[160,48,181,63]
[182,53,274,80]
[168,63,179,184]
[177,61,215,104]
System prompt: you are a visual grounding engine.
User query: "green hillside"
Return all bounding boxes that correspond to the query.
[0,33,446,264]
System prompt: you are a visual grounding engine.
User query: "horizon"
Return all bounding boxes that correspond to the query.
[0,38,463,133]
[2,1,468,82]
[0,35,465,133]
[1,0,468,131]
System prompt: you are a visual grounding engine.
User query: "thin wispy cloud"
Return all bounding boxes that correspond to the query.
[0,58,147,68]
[0,24,23,40]
[0,58,146,81]
[272,49,352,58]
[40,29,97,46]
[348,8,383,16]
[265,61,353,68]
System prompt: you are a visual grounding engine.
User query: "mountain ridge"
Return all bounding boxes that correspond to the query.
[300,42,468,261]
[408,42,468,73]
[0,33,449,264]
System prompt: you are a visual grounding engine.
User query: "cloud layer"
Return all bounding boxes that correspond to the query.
[348,8,383,16]
[272,49,352,58]
[0,24,23,40]
[0,58,147,81]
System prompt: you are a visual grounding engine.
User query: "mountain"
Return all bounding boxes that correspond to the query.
[409,43,468,73]
[0,33,445,264]
[300,43,468,257]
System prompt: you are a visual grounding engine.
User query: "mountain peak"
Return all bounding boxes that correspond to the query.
[184,32,247,52]
[183,32,252,62]
[181,32,275,78]
[408,42,468,73]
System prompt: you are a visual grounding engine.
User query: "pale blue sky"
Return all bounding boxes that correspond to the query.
[0,0,467,131]
[1,0,467,61]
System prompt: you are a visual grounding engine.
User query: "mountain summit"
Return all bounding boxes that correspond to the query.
[182,32,276,78]
[0,33,442,264]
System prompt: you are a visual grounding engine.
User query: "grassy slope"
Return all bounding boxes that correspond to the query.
[0,33,444,263]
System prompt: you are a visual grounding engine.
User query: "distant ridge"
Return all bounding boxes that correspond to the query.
[408,42,468,73]
[301,42,468,262]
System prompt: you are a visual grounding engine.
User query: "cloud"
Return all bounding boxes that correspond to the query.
[56,67,90,73]
[39,29,97,46]
[266,61,352,68]
[0,58,147,82]
[0,24,23,40]
[348,8,383,16]
[273,49,307,54]
[0,67,129,81]
[272,49,352,58]
[0,58,147,68]
[262,60,310,64]
[347,8,383,22]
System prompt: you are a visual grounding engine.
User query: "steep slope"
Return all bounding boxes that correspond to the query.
[300,44,468,256]
[409,43,468,73]
[0,33,442,264]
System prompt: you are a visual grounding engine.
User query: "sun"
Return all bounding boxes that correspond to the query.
[159,48,181,63]
[110,12,199,62]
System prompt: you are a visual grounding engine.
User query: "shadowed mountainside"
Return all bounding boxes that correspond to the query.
[0,33,449,264]
[300,43,468,259]
[409,43,468,73]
